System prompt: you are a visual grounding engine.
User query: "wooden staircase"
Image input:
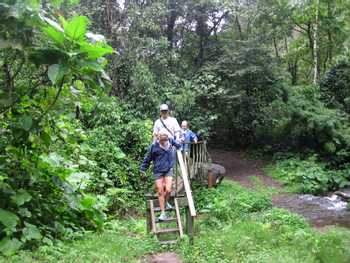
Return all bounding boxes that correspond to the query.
[148,197,184,245]
[145,150,196,245]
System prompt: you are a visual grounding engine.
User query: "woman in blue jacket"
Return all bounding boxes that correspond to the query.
[140,129,181,221]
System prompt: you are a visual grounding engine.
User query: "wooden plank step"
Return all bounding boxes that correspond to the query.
[156,217,176,223]
[146,197,189,209]
[159,240,178,245]
[145,192,185,199]
[153,207,174,212]
[156,228,179,234]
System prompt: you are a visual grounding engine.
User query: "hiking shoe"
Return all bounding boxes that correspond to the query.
[158,212,168,221]
[166,202,173,210]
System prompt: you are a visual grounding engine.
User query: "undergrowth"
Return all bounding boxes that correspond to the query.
[265,156,350,194]
[3,180,350,263]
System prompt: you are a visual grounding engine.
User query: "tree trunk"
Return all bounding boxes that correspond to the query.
[166,0,178,50]
[326,0,333,65]
[313,0,320,85]
[194,6,208,69]
[235,15,243,40]
[273,36,279,59]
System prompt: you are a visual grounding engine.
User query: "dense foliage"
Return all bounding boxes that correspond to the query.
[74,0,350,145]
[0,0,151,255]
[2,0,350,258]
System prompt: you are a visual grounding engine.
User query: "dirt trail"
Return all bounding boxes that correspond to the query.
[209,150,280,188]
[145,252,182,263]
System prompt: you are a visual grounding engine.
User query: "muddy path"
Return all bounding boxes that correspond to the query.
[144,252,182,263]
[209,150,280,188]
[210,149,350,229]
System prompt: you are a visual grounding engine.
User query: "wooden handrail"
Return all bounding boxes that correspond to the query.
[181,141,205,144]
[176,150,196,217]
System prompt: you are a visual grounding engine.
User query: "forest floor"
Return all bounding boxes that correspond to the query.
[145,149,350,263]
[5,150,350,263]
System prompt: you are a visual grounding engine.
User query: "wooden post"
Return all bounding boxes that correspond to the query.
[207,169,214,188]
[175,150,178,196]
[149,200,157,234]
[186,207,194,245]
[146,206,151,233]
[177,150,196,217]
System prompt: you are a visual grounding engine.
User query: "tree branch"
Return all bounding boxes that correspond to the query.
[208,11,229,36]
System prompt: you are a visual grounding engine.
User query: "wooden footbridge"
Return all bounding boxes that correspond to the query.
[145,142,225,245]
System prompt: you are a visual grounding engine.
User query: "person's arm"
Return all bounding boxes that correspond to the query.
[190,130,198,143]
[170,138,182,149]
[140,145,153,173]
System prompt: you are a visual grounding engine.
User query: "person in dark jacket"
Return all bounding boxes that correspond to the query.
[140,129,181,221]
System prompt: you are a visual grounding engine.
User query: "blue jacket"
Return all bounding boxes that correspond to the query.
[140,139,181,175]
[181,129,198,152]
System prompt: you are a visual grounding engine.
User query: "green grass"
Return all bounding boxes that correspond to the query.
[177,213,350,263]
[3,180,350,263]
[2,220,161,263]
[177,180,350,263]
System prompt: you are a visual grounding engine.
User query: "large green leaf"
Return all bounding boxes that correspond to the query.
[80,195,96,209]
[18,115,32,131]
[48,64,69,84]
[11,189,32,206]
[64,16,89,41]
[28,48,68,66]
[42,26,65,45]
[39,14,64,32]
[0,238,22,256]
[22,222,42,241]
[79,42,113,59]
[0,209,19,230]
[78,60,103,72]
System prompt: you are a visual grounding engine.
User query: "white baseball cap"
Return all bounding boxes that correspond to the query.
[160,104,169,111]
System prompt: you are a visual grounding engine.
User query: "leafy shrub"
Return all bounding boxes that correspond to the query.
[77,96,153,214]
[257,84,350,166]
[259,208,308,230]
[267,157,350,194]
[0,1,114,254]
[320,59,350,113]
[194,181,272,223]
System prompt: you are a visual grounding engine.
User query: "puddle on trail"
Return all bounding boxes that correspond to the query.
[273,192,350,228]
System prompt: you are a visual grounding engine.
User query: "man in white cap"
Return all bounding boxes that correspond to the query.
[153,104,182,142]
